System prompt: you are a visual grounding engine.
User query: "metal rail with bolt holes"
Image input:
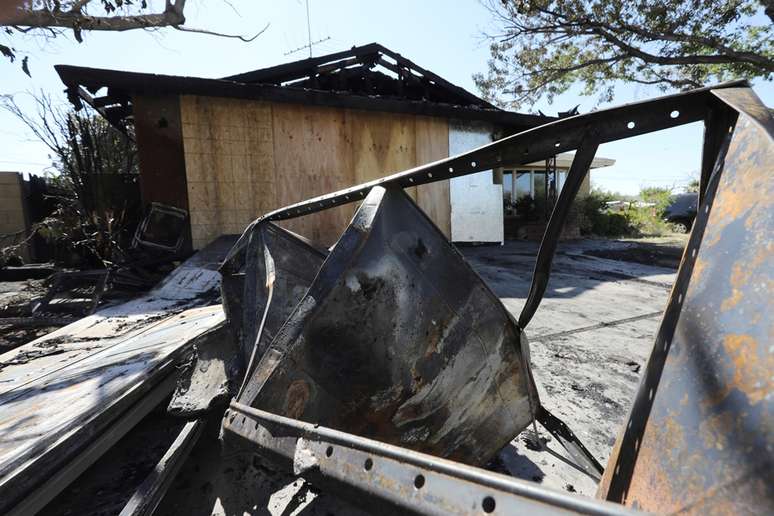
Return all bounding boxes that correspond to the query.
[224,402,634,516]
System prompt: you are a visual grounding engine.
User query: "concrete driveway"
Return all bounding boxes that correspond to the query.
[462,238,679,495]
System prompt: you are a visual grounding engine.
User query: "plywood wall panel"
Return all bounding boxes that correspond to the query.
[349,109,418,200]
[180,96,452,248]
[271,103,356,244]
[415,116,451,237]
[180,95,276,248]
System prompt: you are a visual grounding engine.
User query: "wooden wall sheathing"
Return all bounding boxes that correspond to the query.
[179,96,450,248]
[415,116,451,237]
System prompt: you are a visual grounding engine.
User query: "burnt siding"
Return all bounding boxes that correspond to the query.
[133,94,192,251]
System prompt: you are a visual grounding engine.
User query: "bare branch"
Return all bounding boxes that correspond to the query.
[174,21,270,42]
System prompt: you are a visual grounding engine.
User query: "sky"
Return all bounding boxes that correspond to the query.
[1,0,772,196]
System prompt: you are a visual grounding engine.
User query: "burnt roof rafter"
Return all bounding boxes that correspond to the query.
[223,42,496,109]
[55,42,551,131]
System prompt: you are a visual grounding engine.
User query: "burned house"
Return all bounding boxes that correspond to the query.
[54,43,589,250]
[1,47,771,515]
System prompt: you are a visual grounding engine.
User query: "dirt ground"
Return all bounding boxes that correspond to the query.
[463,236,683,496]
[0,279,60,354]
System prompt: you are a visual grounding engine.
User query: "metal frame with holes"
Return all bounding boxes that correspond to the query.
[224,403,634,516]
[222,81,773,514]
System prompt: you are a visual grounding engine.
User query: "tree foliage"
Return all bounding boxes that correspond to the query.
[1,93,141,265]
[474,0,774,108]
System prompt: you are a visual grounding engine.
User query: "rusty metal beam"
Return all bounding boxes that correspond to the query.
[218,81,771,515]
[597,86,773,512]
[699,100,739,205]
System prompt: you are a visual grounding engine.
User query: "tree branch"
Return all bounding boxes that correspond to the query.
[5,0,187,31]
[590,24,774,71]
[173,21,269,42]
[585,18,774,70]
[476,0,773,108]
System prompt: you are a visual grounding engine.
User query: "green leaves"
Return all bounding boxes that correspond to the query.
[476,0,774,108]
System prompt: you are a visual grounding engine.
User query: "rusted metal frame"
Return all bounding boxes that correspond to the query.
[252,82,743,227]
[225,402,635,516]
[512,131,604,480]
[219,83,761,512]
[601,111,737,504]
[699,99,738,205]
[599,86,772,511]
[118,420,204,516]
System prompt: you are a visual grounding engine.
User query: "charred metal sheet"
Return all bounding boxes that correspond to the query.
[236,186,536,466]
[167,320,236,418]
[221,222,327,383]
[223,402,633,516]
[598,87,773,513]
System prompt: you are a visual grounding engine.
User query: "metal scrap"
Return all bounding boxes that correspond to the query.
[213,80,772,515]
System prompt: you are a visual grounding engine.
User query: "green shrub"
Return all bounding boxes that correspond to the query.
[577,186,678,238]
[577,188,635,237]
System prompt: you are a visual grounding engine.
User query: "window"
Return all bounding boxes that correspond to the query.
[503,171,513,202]
[515,171,532,199]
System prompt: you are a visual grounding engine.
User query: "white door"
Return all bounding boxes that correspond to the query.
[448,122,504,244]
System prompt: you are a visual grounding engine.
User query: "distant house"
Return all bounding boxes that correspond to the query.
[56,44,599,249]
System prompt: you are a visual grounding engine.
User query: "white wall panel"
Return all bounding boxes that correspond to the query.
[448,121,504,243]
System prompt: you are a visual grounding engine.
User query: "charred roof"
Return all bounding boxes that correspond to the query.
[55,43,552,132]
